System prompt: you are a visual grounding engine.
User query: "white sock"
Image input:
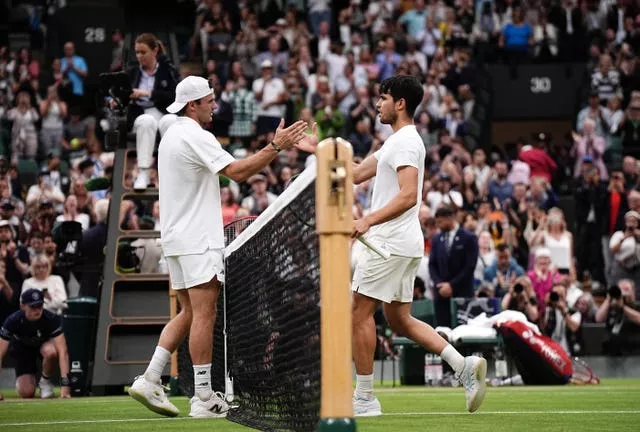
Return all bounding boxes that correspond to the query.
[193,364,212,401]
[440,344,465,374]
[144,346,171,383]
[355,374,374,399]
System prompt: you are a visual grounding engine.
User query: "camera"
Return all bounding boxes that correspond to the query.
[97,72,131,151]
[513,283,524,294]
[549,291,560,303]
[608,285,622,299]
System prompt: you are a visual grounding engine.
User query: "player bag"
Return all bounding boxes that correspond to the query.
[497,320,573,385]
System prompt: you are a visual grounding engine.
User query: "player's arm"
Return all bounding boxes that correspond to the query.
[353,165,418,236]
[53,334,70,381]
[0,338,8,373]
[353,153,379,185]
[221,120,308,183]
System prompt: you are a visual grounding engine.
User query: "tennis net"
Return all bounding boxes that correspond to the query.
[179,165,321,431]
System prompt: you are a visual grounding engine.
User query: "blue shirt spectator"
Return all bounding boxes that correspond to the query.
[502,19,532,52]
[61,42,88,96]
[399,0,428,38]
[483,245,525,297]
[488,161,514,205]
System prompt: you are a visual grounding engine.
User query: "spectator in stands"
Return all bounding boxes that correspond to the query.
[253,60,287,135]
[27,232,45,260]
[543,282,581,354]
[118,33,179,190]
[426,173,463,209]
[602,169,628,281]
[499,7,533,65]
[528,247,559,309]
[228,76,256,145]
[577,90,610,138]
[533,10,558,62]
[25,169,65,212]
[474,231,495,287]
[7,91,38,162]
[79,199,109,298]
[501,275,539,323]
[488,160,513,205]
[575,163,606,283]
[572,119,608,181]
[55,194,90,231]
[61,106,88,167]
[531,207,574,275]
[518,134,557,184]
[0,289,71,399]
[21,254,66,315]
[429,205,479,326]
[0,219,30,295]
[241,173,278,216]
[609,210,640,288]
[39,85,67,158]
[221,186,240,225]
[592,53,621,104]
[595,279,640,354]
[60,42,88,106]
[483,244,525,298]
[620,97,640,157]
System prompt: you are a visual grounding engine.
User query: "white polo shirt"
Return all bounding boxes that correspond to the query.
[158,117,235,256]
[369,124,425,258]
[252,77,286,118]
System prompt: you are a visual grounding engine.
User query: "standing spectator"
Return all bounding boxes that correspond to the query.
[591,53,621,104]
[55,195,90,231]
[60,42,88,107]
[399,0,428,38]
[577,90,610,137]
[483,244,525,298]
[602,169,628,281]
[375,37,402,81]
[314,94,344,140]
[229,76,256,145]
[518,135,557,184]
[488,160,514,205]
[21,254,67,315]
[7,91,38,162]
[499,7,533,65]
[110,29,125,72]
[474,231,496,286]
[571,119,608,181]
[417,15,442,60]
[79,199,108,298]
[25,169,65,212]
[609,210,640,288]
[429,205,479,326]
[39,86,67,158]
[253,60,287,136]
[61,107,88,167]
[527,247,559,311]
[533,10,558,62]
[426,173,463,209]
[0,220,30,296]
[620,98,640,158]
[550,0,585,62]
[348,117,374,159]
[308,0,332,36]
[530,207,574,275]
[221,187,239,225]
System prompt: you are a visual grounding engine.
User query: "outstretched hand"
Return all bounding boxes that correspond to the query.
[272,119,308,151]
[295,122,319,154]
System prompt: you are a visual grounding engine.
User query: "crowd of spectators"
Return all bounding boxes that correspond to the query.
[1,0,640,360]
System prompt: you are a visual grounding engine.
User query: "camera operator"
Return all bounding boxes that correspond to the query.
[111,33,179,191]
[501,276,539,323]
[543,283,581,354]
[595,280,640,354]
[609,210,640,289]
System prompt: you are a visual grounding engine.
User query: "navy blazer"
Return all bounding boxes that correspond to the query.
[428,227,479,299]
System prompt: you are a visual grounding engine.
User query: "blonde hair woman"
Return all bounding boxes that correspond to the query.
[528,207,574,277]
[21,254,67,315]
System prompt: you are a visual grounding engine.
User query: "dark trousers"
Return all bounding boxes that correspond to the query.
[434,297,452,328]
[577,222,605,283]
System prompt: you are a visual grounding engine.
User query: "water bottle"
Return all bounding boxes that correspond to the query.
[424,354,435,386]
[494,347,508,379]
[432,355,443,386]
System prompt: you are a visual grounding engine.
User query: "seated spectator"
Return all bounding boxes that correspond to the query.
[484,244,525,297]
[29,201,57,238]
[21,254,67,315]
[27,232,45,259]
[241,174,278,216]
[7,91,38,162]
[55,195,90,231]
[314,94,345,140]
[221,186,240,225]
[0,289,71,399]
[501,275,539,323]
[426,173,463,209]
[348,117,374,159]
[474,231,495,286]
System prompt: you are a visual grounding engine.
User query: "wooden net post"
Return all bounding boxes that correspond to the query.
[316,137,356,431]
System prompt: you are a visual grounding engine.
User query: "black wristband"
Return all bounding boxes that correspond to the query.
[61,376,70,386]
[270,141,281,152]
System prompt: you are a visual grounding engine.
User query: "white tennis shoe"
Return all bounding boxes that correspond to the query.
[128,375,179,417]
[133,170,150,191]
[353,395,382,417]
[456,356,487,413]
[39,377,54,399]
[189,391,229,418]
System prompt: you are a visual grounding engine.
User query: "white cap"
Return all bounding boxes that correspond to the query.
[166,76,213,114]
[260,59,273,69]
[535,247,551,259]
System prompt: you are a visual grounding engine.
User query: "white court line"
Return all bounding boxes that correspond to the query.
[381,410,640,417]
[2,410,640,427]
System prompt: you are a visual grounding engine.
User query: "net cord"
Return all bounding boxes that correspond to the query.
[224,162,317,257]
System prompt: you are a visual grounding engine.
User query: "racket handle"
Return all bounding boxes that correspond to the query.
[357,237,391,260]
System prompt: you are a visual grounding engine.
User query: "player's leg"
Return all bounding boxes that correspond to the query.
[129,277,189,417]
[382,258,487,413]
[16,374,36,398]
[14,345,38,398]
[132,113,158,190]
[351,291,383,416]
[39,341,58,398]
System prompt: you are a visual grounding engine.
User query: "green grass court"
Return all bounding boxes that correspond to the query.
[1,379,639,431]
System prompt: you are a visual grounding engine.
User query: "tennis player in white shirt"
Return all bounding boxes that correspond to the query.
[349,75,487,416]
[128,76,312,418]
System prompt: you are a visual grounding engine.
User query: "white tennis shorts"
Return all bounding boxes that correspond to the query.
[351,246,421,303]
[166,248,225,290]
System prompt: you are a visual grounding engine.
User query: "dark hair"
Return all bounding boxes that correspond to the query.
[30,231,44,240]
[496,244,510,253]
[379,75,424,117]
[135,33,166,55]
[435,205,455,218]
[176,96,206,116]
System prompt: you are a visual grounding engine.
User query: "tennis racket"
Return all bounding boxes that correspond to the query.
[569,357,600,385]
[224,216,257,246]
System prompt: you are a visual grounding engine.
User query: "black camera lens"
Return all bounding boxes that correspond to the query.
[514,283,524,294]
[550,292,560,302]
[608,285,622,299]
